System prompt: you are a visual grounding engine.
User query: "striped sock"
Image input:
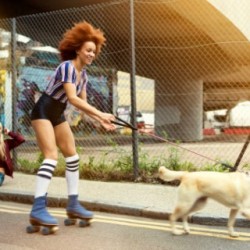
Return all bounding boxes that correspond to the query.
[65,154,79,195]
[34,159,57,198]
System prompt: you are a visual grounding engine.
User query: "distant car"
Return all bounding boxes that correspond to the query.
[135,111,145,129]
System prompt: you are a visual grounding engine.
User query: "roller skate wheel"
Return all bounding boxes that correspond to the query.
[41,227,51,235]
[26,225,40,234]
[79,220,90,227]
[41,226,58,235]
[52,226,59,233]
[64,218,76,226]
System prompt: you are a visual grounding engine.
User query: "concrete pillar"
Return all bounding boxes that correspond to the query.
[155,79,203,141]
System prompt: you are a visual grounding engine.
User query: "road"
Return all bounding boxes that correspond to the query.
[0,201,249,250]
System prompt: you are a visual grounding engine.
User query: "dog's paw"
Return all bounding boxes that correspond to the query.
[228,227,239,238]
[183,228,190,235]
[172,229,187,236]
[229,231,239,238]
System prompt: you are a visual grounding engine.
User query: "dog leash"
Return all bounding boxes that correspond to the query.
[139,130,235,172]
[111,116,242,172]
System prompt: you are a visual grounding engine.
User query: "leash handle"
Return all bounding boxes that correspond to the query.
[112,116,138,130]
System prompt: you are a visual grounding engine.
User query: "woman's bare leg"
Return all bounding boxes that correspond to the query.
[32,119,58,198]
[29,119,59,227]
[54,121,78,195]
[54,122,93,219]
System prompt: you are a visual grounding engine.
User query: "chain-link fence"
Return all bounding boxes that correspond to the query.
[1,0,250,176]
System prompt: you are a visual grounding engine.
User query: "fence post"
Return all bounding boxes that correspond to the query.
[11,18,18,169]
[130,0,139,180]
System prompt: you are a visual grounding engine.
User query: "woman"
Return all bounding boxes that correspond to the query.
[28,21,116,229]
[0,123,25,186]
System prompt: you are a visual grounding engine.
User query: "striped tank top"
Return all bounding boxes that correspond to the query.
[45,60,88,103]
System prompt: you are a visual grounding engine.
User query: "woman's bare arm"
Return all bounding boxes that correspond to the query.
[64,83,116,130]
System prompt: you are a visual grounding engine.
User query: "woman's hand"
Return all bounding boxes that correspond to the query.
[99,113,116,131]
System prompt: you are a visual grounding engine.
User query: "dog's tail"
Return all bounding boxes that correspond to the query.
[158,166,186,182]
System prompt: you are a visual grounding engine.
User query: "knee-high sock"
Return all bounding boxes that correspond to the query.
[35,159,57,198]
[65,154,79,195]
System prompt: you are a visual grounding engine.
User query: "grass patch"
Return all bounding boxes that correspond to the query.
[17,139,238,184]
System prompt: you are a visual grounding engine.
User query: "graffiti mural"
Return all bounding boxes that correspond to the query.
[0,70,6,127]
[17,66,117,135]
[17,67,53,134]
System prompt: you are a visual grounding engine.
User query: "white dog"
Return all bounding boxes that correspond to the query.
[158,166,250,237]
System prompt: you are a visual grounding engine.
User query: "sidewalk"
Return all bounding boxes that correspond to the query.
[0,172,249,228]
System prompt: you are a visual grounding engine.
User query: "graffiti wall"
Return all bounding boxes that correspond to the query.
[16,67,53,133]
[17,66,117,135]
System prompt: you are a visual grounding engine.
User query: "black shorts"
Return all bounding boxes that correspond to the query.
[31,93,67,126]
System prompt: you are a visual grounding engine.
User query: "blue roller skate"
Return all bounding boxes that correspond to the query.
[64,195,93,227]
[0,173,5,186]
[26,195,59,235]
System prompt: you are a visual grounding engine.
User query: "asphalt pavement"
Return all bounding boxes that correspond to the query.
[0,172,249,228]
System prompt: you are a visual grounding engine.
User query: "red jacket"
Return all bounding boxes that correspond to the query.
[0,131,25,177]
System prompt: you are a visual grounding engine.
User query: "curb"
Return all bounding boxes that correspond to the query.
[1,191,250,228]
[0,191,170,220]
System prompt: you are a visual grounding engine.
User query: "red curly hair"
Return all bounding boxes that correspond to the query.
[58,21,106,61]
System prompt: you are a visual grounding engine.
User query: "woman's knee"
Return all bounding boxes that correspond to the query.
[60,146,77,157]
[42,150,58,161]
